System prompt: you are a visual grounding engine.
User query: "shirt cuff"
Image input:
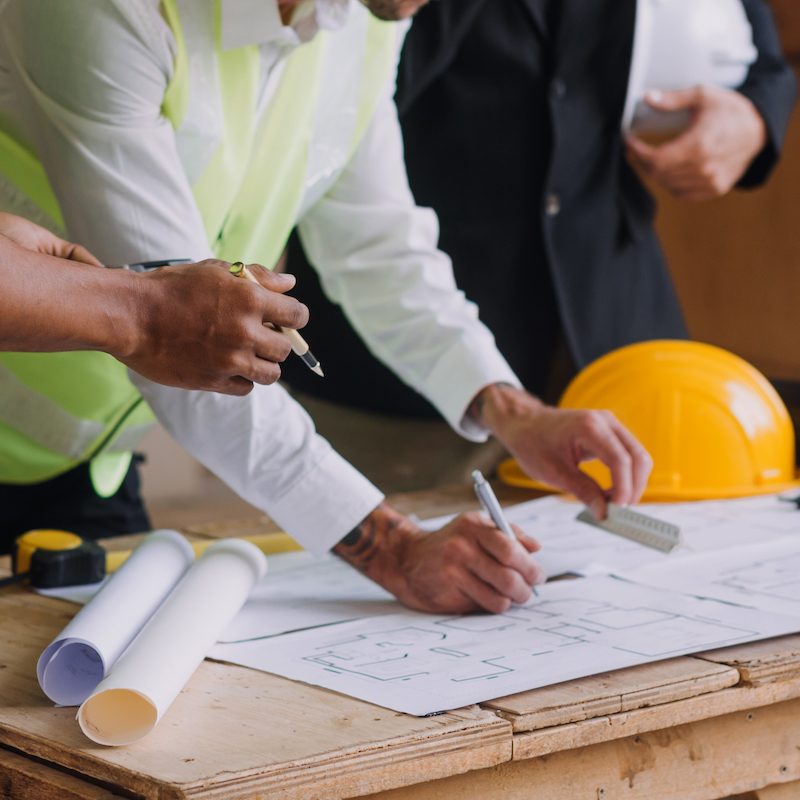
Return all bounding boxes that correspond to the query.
[420,337,522,442]
[265,448,385,555]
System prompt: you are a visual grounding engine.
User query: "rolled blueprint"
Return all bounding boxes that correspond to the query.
[78,539,267,745]
[37,530,195,706]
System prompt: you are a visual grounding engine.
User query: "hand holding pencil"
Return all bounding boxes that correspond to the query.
[230,262,323,377]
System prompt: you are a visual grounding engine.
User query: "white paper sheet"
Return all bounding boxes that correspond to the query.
[423,493,799,577]
[623,535,800,617]
[39,551,401,643]
[78,539,267,745]
[219,553,399,642]
[37,530,194,706]
[210,575,799,716]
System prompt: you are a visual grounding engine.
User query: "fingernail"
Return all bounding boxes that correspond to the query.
[645,89,663,103]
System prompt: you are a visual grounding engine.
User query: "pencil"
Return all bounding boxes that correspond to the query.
[230,262,324,377]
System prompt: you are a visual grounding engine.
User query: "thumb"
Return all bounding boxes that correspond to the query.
[67,243,104,267]
[644,86,702,112]
[247,263,297,293]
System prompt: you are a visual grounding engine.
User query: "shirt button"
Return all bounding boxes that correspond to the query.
[545,193,562,217]
[551,79,567,100]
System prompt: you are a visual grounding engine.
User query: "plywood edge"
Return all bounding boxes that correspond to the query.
[756,778,800,799]
[0,725,179,800]
[176,709,512,800]
[512,675,800,761]
[483,658,738,733]
[0,746,127,800]
[697,635,800,686]
[0,708,511,800]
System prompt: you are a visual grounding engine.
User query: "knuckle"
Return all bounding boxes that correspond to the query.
[615,450,633,471]
[249,358,281,385]
[228,316,252,342]
[442,538,467,562]
[490,597,512,615]
[289,301,309,328]
[581,410,606,437]
[496,572,517,597]
[516,584,533,604]
[462,510,485,527]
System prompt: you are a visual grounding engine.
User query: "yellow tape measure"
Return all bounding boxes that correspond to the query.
[3,529,304,590]
[10,530,106,589]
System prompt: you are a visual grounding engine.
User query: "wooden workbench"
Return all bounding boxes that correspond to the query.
[2,485,800,800]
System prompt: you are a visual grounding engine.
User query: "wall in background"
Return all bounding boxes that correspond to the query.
[655,5,800,380]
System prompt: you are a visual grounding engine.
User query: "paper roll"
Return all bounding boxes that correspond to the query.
[37,530,195,706]
[78,539,267,745]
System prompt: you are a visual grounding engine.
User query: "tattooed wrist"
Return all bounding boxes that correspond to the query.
[334,502,419,581]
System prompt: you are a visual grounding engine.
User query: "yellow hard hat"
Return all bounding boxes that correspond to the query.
[498,340,800,501]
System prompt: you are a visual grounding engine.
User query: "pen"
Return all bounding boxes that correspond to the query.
[471,469,539,598]
[115,259,193,272]
[230,262,324,378]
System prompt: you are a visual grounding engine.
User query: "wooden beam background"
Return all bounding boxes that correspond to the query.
[654,4,800,381]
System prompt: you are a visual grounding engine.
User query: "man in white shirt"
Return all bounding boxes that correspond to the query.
[0,0,651,614]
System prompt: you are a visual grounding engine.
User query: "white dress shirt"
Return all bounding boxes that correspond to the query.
[0,0,520,551]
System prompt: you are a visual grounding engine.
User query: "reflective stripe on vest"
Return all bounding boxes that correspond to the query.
[0,0,398,493]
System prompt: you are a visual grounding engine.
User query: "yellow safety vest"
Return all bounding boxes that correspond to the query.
[0,0,397,496]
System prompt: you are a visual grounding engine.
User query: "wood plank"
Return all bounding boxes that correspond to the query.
[0,589,510,800]
[513,679,800,762]
[359,697,800,800]
[698,636,800,686]
[772,0,800,60]
[483,657,739,732]
[654,68,800,381]
[0,747,127,800]
[182,516,280,539]
[755,780,800,799]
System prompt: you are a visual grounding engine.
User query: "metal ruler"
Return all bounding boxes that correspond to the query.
[576,503,681,553]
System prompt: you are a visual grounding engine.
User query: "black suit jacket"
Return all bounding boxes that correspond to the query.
[284,0,796,417]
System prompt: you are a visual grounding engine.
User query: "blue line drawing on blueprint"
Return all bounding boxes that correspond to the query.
[714,553,800,603]
[301,592,759,684]
[211,574,800,715]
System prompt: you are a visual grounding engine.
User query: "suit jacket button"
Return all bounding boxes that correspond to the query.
[551,79,567,99]
[545,193,562,217]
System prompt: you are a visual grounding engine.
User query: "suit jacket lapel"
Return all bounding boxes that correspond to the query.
[514,0,549,43]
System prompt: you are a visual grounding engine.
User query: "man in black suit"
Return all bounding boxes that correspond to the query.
[284,0,796,489]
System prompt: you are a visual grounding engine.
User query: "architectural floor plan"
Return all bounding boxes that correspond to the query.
[210,575,799,715]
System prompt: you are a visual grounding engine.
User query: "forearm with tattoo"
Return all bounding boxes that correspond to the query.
[334,502,421,592]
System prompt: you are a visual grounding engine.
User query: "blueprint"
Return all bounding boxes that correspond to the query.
[209,575,799,715]
[218,553,398,642]
[425,493,800,577]
[624,535,800,618]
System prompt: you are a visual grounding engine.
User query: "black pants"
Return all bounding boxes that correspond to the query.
[0,458,150,554]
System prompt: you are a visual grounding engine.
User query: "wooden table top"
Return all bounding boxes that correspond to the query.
[3,485,800,799]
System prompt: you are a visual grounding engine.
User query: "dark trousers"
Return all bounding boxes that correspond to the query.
[0,458,150,554]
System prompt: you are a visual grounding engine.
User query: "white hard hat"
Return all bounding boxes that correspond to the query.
[623,0,758,133]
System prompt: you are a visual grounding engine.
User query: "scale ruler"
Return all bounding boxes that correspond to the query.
[576,503,681,553]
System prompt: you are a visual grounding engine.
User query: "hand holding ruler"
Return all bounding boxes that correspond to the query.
[576,503,681,553]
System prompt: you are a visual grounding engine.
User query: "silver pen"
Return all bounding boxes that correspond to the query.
[471,469,539,597]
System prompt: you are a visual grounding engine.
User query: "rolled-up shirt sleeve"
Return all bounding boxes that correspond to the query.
[298,89,521,441]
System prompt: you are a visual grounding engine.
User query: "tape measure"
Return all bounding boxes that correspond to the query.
[6,530,106,589]
[1,529,304,591]
[576,503,681,553]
